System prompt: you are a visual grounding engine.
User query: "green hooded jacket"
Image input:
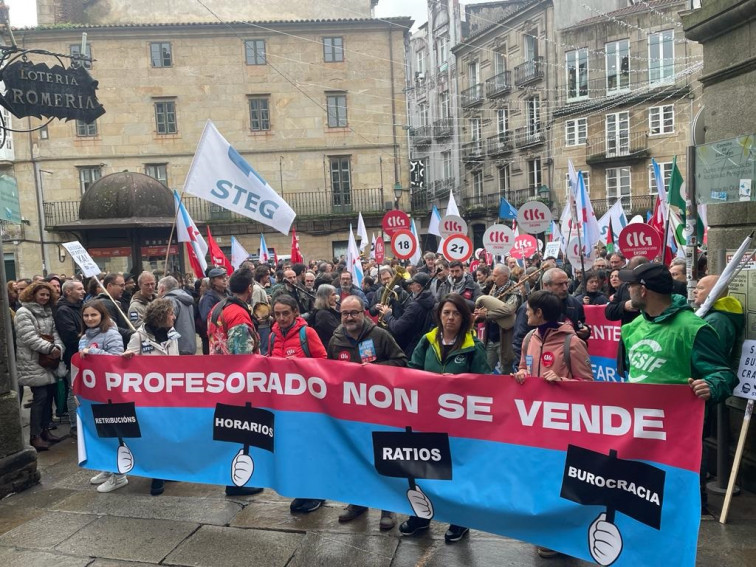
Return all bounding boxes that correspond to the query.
[409,329,491,375]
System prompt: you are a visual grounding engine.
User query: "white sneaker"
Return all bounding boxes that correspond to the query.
[90,471,112,485]
[97,474,128,493]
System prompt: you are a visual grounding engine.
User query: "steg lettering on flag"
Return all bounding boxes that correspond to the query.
[183,121,296,235]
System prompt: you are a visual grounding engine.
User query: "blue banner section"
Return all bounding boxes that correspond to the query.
[591,355,625,382]
[79,402,699,566]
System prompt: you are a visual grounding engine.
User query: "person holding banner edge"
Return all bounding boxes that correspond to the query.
[399,293,490,543]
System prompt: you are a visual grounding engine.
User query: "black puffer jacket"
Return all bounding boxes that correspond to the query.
[382,289,436,358]
[53,297,83,369]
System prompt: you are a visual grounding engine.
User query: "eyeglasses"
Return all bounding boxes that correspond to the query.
[341,310,362,318]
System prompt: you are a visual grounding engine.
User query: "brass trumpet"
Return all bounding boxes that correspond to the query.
[377,266,406,327]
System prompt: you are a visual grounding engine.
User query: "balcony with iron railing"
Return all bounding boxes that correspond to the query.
[485,70,512,98]
[514,56,544,87]
[462,188,534,217]
[410,125,433,145]
[432,178,455,200]
[433,117,454,139]
[486,132,514,156]
[460,83,484,107]
[514,126,544,148]
[43,188,388,228]
[411,187,429,213]
[590,194,655,218]
[585,131,649,166]
[461,140,485,162]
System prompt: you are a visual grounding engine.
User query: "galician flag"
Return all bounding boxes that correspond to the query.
[409,218,422,266]
[597,200,628,245]
[183,121,296,234]
[230,236,250,270]
[174,190,208,278]
[346,224,363,287]
[428,205,442,237]
[259,233,271,264]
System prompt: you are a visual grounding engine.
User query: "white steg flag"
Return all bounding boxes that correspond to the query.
[184,121,296,234]
[437,193,461,255]
[231,236,251,270]
[357,212,369,250]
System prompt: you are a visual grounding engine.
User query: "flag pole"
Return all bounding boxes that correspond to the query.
[165,191,184,276]
[660,196,671,263]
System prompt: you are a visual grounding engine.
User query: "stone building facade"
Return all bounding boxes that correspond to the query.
[3,1,411,276]
[552,0,702,220]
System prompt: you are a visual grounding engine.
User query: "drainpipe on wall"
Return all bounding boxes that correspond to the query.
[28,117,50,277]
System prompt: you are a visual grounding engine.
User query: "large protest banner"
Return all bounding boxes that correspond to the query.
[584,305,623,382]
[74,354,703,566]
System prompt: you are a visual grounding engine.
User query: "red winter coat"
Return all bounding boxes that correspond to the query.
[269,316,327,359]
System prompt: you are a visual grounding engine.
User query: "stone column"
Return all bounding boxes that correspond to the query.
[0,235,40,498]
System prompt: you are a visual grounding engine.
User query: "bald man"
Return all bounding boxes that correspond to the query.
[693,275,744,363]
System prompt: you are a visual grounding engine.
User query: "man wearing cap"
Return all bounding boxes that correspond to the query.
[199,267,230,323]
[375,272,435,357]
[619,262,736,398]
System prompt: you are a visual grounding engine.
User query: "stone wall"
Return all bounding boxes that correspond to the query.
[38,0,376,26]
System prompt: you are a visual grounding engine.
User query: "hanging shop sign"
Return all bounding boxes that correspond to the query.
[0,60,105,123]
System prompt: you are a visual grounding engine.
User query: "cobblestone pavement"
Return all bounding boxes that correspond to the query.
[2,400,754,566]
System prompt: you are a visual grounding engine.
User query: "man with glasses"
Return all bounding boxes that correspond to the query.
[327,295,406,530]
[271,269,312,316]
[128,271,157,327]
[96,273,133,343]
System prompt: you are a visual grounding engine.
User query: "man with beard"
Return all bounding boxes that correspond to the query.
[271,269,313,316]
[447,261,481,311]
[369,266,409,319]
[430,259,450,301]
[327,295,406,529]
[474,264,521,372]
[128,271,157,327]
[375,272,435,358]
[96,273,133,345]
[334,271,368,304]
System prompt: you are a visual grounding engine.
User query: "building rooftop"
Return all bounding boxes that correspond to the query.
[566,0,684,30]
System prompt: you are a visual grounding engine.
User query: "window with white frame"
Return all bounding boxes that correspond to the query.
[78,166,101,194]
[437,37,448,69]
[439,91,450,118]
[606,39,630,93]
[416,49,425,76]
[326,93,347,128]
[497,108,509,136]
[648,30,674,83]
[565,118,587,146]
[145,164,168,186]
[606,111,629,156]
[324,37,344,62]
[76,119,97,137]
[245,39,266,65]
[150,42,172,67]
[649,105,674,135]
[494,49,507,75]
[0,107,12,153]
[419,103,429,127]
[528,158,542,195]
[648,162,673,194]
[526,97,540,135]
[470,117,481,142]
[524,31,538,61]
[565,172,590,198]
[566,48,588,99]
[498,164,510,195]
[468,62,479,87]
[606,167,631,208]
[473,170,484,199]
[442,151,452,180]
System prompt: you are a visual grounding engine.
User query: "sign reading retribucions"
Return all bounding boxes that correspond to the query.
[0,61,105,123]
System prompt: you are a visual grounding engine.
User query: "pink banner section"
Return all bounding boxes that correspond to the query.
[584,305,622,382]
[74,353,704,473]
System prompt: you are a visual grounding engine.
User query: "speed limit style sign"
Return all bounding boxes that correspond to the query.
[390,229,417,260]
[442,233,473,262]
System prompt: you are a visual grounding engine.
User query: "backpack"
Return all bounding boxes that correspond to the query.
[522,329,575,378]
[269,326,311,358]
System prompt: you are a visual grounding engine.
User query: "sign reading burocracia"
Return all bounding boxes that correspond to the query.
[0,60,105,123]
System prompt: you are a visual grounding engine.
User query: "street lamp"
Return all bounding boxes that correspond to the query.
[537,184,551,204]
[393,182,406,210]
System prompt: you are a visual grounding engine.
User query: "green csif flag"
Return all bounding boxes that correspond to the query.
[667,157,687,246]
